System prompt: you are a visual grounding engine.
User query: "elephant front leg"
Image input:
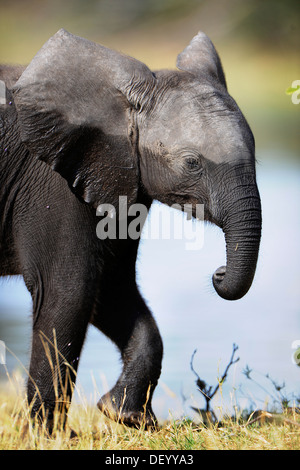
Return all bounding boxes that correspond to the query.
[27,286,92,433]
[92,293,163,429]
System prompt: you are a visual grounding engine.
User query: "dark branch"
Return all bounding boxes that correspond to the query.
[190,344,240,412]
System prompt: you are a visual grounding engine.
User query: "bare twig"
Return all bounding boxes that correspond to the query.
[190,344,240,413]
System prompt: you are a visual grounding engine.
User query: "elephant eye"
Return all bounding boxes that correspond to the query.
[185,157,202,173]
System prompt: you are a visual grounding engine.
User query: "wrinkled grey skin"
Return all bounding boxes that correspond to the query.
[0,30,261,430]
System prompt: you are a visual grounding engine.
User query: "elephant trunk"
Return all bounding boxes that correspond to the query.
[212,171,262,301]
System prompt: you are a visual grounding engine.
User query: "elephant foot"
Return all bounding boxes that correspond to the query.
[97,391,157,430]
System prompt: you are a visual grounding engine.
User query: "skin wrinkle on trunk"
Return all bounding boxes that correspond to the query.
[208,159,261,301]
[212,186,261,300]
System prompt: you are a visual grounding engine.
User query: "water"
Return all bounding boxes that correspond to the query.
[0,156,299,420]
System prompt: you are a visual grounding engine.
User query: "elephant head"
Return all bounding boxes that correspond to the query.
[13,29,261,301]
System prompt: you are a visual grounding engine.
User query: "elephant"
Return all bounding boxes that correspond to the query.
[0,29,261,430]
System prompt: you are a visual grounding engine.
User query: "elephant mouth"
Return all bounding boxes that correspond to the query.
[161,189,261,302]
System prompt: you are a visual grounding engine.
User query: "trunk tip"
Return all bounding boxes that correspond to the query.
[212,265,252,301]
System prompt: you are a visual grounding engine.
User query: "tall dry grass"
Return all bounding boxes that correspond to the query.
[0,370,299,450]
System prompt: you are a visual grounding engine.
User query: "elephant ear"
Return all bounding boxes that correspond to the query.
[13,29,155,208]
[176,32,227,89]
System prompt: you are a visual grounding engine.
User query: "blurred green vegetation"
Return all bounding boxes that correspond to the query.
[0,0,299,157]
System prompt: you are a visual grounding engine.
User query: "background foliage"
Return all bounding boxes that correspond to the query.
[0,0,299,156]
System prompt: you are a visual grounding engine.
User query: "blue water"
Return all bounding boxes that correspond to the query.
[1,155,300,420]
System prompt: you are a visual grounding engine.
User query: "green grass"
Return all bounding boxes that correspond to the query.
[1,375,299,450]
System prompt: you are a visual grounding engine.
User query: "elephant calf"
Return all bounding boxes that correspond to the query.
[0,30,261,430]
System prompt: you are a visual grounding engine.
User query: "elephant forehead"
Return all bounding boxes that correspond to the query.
[144,106,247,164]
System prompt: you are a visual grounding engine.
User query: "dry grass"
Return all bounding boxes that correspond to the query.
[0,373,299,450]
